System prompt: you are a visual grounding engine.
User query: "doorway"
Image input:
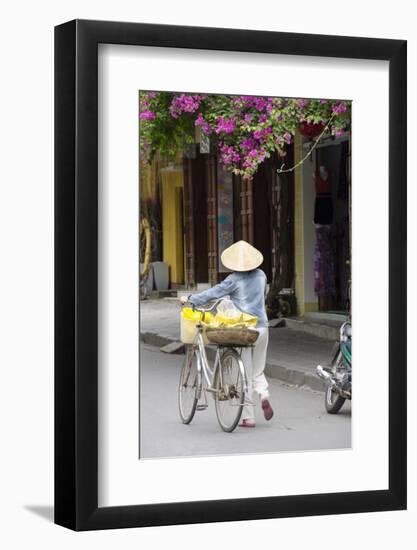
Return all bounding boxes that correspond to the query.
[315,139,351,312]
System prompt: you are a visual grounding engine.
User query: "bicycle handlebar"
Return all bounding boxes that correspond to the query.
[181,297,224,314]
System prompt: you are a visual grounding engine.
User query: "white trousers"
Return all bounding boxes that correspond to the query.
[240,327,269,420]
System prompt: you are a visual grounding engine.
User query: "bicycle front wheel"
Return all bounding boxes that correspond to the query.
[214,348,245,432]
[178,346,201,424]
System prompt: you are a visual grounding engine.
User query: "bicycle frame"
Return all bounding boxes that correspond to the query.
[190,329,217,400]
[191,325,248,400]
[182,297,249,398]
[179,299,250,431]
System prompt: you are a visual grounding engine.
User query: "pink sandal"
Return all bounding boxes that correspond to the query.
[239,419,256,428]
[261,399,274,421]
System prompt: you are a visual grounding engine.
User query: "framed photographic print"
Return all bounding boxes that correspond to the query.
[55,20,407,530]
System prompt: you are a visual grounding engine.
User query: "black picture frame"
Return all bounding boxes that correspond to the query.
[55,19,407,531]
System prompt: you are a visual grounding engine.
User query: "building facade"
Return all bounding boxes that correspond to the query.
[142,132,351,317]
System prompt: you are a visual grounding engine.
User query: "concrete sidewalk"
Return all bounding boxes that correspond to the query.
[140,299,336,392]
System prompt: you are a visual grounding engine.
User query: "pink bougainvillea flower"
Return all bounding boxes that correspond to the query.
[242,156,255,169]
[169,94,202,118]
[254,97,267,111]
[215,117,236,134]
[296,98,309,109]
[140,110,156,121]
[219,144,241,167]
[241,95,255,104]
[194,112,205,125]
[253,127,271,142]
[332,101,348,115]
[139,91,351,180]
[241,137,256,150]
[195,112,210,133]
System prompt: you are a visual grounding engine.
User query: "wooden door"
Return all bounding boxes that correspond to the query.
[183,158,195,287]
[206,154,218,285]
[253,160,272,281]
[183,154,210,287]
[193,155,209,283]
[238,177,254,244]
[271,149,295,291]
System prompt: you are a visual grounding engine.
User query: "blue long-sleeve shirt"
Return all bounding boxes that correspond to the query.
[188,269,268,327]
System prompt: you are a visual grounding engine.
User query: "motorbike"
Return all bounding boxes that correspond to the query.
[316,321,351,414]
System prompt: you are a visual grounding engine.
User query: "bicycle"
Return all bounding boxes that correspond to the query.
[178,299,251,433]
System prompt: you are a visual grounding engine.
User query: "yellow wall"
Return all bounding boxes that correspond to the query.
[294,132,319,316]
[304,301,319,313]
[161,168,184,285]
[140,159,159,201]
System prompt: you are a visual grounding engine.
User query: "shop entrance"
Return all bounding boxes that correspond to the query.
[314,139,351,313]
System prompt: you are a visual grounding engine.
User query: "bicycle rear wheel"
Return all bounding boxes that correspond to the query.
[214,348,245,432]
[178,346,201,424]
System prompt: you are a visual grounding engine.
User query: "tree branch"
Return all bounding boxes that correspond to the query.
[277,115,335,174]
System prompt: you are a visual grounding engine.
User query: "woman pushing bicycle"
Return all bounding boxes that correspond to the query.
[180,240,274,428]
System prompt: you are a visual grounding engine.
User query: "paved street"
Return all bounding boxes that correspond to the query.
[140,344,351,459]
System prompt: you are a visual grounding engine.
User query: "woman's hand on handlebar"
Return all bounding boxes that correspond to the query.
[180,295,189,305]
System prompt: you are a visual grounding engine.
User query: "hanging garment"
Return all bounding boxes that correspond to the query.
[314,195,333,225]
[314,226,336,297]
[314,171,333,225]
[315,170,332,194]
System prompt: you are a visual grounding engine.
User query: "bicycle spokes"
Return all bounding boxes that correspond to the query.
[215,350,245,432]
[178,348,201,424]
[178,345,246,432]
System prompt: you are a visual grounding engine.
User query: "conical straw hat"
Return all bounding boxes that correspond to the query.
[220,240,263,272]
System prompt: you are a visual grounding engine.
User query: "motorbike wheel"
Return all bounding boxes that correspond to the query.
[325,382,346,414]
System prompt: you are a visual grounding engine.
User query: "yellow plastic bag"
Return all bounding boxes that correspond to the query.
[239,312,258,327]
[214,298,258,327]
[213,298,258,327]
[180,308,213,344]
[214,311,258,327]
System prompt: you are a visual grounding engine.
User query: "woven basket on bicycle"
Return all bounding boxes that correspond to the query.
[205,327,259,346]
